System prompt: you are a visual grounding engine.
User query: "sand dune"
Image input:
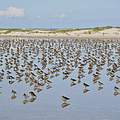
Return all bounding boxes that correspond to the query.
[0,27,120,38]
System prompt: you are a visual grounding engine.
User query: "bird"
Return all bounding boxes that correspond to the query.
[61,96,70,103]
[23,93,29,104]
[114,86,120,96]
[116,76,120,79]
[83,83,90,93]
[29,91,36,96]
[61,96,70,108]
[70,81,77,87]
[23,93,29,98]
[11,90,17,99]
[70,78,77,86]
[114,86,119,91]
[12,90,16,94]
[9,80,15,84]
[98,81,104,86]
[116,79,120,84]
[83,83,90,88]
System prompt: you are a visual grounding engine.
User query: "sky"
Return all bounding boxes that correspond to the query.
[0,0,120,28]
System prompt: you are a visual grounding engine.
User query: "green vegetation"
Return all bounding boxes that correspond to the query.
[51,26,113,33]
[82,26,113,34]
[91,27,105,32]
[0,28,32,34]
[52,29,80,33]
[90,26,112,32]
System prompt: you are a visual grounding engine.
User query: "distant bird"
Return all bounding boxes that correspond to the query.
[9,81,15,84]
[70,78,77,86]
[114,86,119,92]
[98,81,104,86]
[12,90,16,94]
[71,78,77,81]
[70,81,77,87]
[11,90,17,99]
[23,93,29,104]
[61,96,70,103]
[116,76,120,79]
[83,83,90,93]
[23,93,29,100]
[114,86,120,96]
[83,83,89,88]
[61,95,70,108]
[29,91,37,102]
[29,91,36,98]
[116,79,120,84]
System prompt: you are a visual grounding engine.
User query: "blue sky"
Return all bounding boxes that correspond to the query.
[0,0,120,28]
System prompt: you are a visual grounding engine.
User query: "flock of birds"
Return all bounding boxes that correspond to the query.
[0,37,120,108]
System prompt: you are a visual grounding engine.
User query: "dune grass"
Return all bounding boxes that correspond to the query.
[0,28,32,34]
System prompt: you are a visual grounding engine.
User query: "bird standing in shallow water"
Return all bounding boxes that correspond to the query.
[61,96,70,108]
[83,83,90,93]
[23,93,29,104]
[114,86,120,96]
[70,78,77,87]
[97,81,104,91]
[61,96,70,102]
[83,83,89,88]
[29,91,37,102]
[11,90,17,100]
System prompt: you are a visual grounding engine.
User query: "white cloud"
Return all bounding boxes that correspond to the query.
[0,6,24,17]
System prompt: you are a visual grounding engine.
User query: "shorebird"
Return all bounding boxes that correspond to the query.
[23,93,29,104]
[116,79,120,84]
[23,93,29,100]
[11,90,17,99]
[61,96,70,103]
[114,86,120,92]
[93,74,100,83]
[114,86,120,96]
[9,80,15,84]
[83,83,90,93]
[116,75,120,79]
[83,83,89,88]
[29,91,37,98]
[98,81,104,86]
[70,78,77,86]
[34,83,43,92]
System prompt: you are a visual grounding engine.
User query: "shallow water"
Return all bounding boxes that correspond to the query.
[0,37,120,120]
